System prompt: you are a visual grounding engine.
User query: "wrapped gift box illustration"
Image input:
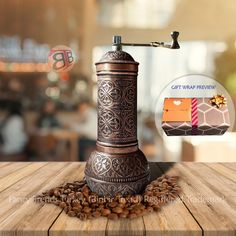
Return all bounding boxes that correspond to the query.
[162,96,230,136]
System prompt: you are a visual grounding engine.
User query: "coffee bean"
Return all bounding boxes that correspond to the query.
[89,215,95,220]
[117,203,125,209]
[83,192,89,198]
[83,207,92,213]
[133,204,142,210]
[119,213,127,218]
[68,193,75,199]
[146,207,153,213]
[126,206,133,211]
[153,206,160,212]
[77,213,87,220]
[54,200,60,206]
[82,202,89,206]
[108,213,118,220]
[66,198,72,204]
[109,202,118,208]
[152,181,159,187]
[82,186,90,193]
[59,194,66,200]
[35,173,180,221]
[68,211,76,217]
[128,213,137,219]
[90,203,99,209]
[145,191,152,196]
[64,206,69,213]
[101,208,111,216]
[53,189,60,197]
[146,186,153,191]
[92,211,101,218]
[134,209,142,215]
[71,200,80,207]
[75,192,83,198]
[97,205,104,211]
[64,189,69,194]
[59,202,67,209]
[72,206,82,212]
[112,207,123,214]
[122,209,129,215]
[48,189,54,196]
[163,183,168,188]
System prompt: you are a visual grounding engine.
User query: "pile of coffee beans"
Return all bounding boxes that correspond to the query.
[35,174,180,220]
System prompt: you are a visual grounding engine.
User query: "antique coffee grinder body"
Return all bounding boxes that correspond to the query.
[85,32,180,196]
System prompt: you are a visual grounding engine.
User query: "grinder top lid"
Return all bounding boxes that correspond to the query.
[96,35,138,65]
[98,50,137,63]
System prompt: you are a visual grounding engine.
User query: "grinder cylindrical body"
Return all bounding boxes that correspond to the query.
[85,49,150,196]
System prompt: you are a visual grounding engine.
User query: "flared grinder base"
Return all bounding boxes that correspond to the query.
[85,149,150,197]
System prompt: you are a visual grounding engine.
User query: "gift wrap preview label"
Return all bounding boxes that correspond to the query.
[162,97,230,136]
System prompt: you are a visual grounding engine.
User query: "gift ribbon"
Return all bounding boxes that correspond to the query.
[191,98,198,135]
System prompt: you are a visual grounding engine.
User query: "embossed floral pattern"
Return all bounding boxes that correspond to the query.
[97,78,137,143]
[85,150,149,183]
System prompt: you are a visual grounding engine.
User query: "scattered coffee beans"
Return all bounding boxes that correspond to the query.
[35,174,180,220]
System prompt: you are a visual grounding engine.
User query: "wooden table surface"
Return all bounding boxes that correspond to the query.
[0,162,235,236]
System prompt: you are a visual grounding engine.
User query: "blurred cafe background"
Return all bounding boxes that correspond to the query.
[0,0,236,162]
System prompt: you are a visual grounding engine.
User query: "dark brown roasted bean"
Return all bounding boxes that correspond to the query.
[108,213,118,220]
[35,173,181,221]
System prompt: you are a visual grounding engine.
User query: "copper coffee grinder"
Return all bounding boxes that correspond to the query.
[85,31,180,196]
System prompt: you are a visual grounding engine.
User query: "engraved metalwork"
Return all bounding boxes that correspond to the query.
[85,48,150,196]
[84,34,180,196]
[100,50,135,61]
[97,77,137,143]
[85,150,149,182]
[86,175,149,197]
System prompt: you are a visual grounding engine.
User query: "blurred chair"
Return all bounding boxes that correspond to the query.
[27,133,58,161]
[52,129,79,161]
[27,129,79,161]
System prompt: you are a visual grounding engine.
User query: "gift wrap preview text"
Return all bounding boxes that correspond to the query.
[171,85,216,90]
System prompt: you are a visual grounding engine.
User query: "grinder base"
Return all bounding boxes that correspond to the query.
[85,149,150,197]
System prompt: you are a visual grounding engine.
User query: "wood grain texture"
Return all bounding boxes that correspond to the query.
[0,162,30,179]
[49,163,108,236]
[222,163,236,171]
[0,162,68,236]
[9,163,84,236]
[205,163,236,184]
[158,162,236,236]
[185,163,236,199]
[17,163,84,236]
[0,162,235,236]
[103,162,165,236]
[106,216,144,236]
[0,162,47,192]
[0,162,11,167]
[143,163,202,236]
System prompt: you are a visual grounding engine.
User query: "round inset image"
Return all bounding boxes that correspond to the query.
[155,74,235,137]
[48,45,77,72]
